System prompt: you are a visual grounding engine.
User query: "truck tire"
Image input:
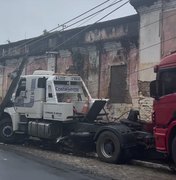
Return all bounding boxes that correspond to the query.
[96,131,122,163]
[0,117,16,143]
[172,136,176,165]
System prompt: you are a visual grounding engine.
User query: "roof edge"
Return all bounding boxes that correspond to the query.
[130,0,157,8]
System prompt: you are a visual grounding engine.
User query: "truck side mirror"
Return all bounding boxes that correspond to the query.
[150,80,158,99]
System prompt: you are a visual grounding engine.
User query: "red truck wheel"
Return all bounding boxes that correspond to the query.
[0,118,16,143]
[172,136,176,165]
[96,131,122,163]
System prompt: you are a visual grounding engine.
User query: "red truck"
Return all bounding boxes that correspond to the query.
[113,52,176,166]
[150,52,176,165]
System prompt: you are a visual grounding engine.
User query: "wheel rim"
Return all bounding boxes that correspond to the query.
[2,125,13,138]
[101,139,115,158]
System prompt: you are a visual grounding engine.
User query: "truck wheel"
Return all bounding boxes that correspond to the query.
[96,131,122,163]
[0,118,16,143]
[172,136,176,165]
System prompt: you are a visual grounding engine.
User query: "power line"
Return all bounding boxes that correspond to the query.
[0,0,118,60]
[140,35,176,52]
[24,0,123,50]
[8,0,124,69]
[140,11,176,30]
[30,0,125,49]
[0,0,126,82]
[46,0,176,55]
[49,0,112,32]
[28,4,176,56]
[3,0,175,63]
[74,0,120,28]
[2,0,176,82]
[52,0,130,51]
[59,0,123,31]
[5,23,176,81]
[2,0,174,63]
[0,0,163,62]
[128,33,176,76]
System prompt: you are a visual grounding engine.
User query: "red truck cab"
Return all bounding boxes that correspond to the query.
[150,53,176,163]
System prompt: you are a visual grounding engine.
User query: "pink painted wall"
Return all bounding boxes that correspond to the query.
[25,57,47,75]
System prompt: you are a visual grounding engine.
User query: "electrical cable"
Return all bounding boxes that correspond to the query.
[4,28,176,89]
[3,1,176,98]
[0,0,120,60]
[1,0,123,71]
[1,0,176,75]
[59,0,123,31]
[52,0,130,51]
[3,0,175,65]
[23,0,123,51]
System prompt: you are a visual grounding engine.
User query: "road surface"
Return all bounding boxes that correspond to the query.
[1,144,176,180]
[0,149,104,180]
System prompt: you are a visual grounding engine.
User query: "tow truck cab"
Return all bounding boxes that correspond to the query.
[1,70,108,153]
[14,70,92,121]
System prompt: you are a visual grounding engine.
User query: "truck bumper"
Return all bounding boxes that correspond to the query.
[154,127,168,153]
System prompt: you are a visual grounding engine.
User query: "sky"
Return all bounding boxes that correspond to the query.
[0,0,136,45]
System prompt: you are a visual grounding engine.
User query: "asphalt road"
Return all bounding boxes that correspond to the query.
[0,149,103,180]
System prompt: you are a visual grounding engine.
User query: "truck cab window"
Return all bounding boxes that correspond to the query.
[48,85,53,98]
[57,93,65,102]
[159,69,176,96]
[38,77,46,88]
[15,78,26,97]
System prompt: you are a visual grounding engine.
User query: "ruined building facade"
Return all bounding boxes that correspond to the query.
[0,15,139,119]
[1,0,175,121]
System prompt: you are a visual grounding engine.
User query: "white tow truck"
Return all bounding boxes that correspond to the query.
[0,71,107,149]
[0,70,137,164]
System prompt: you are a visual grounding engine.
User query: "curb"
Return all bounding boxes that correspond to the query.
[131,159,172,172]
